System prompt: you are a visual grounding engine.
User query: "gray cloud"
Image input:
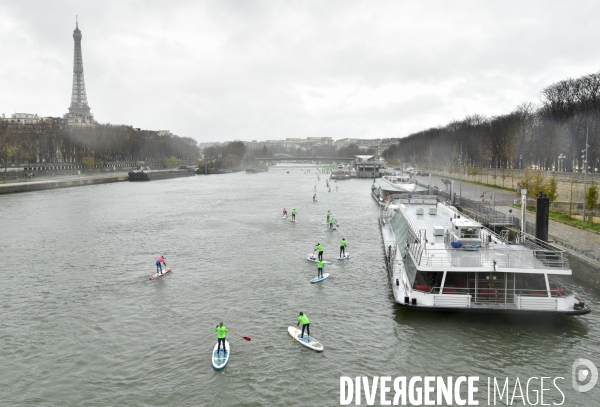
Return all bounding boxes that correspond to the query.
[1,0,600,142]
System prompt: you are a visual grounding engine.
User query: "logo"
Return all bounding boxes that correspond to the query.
[572,358,598,393]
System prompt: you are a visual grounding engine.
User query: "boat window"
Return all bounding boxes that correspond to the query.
[404,255,418,285]
[460,228,480,239]
[391,211,411,257]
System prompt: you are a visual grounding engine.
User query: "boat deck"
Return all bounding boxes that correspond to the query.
[400,203,570,274]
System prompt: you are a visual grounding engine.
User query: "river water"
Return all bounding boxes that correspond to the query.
[1,164,599,406]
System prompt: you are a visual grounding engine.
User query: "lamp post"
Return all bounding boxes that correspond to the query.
[428,154,432,195]
[458,151,463,206]
[521,188,527,235]
[582,127,589,223]
[520,155,523,170]
[558,153,565,172]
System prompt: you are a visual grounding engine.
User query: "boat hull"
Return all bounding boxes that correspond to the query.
[393,301,591,315]
[245,167,269,173]
[128,170,195,181]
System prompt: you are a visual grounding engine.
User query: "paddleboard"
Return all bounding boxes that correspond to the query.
[287,326,324,352]
[149,267,171,280]
[323,229,337,232]
[337,253,350,261]
[290,220,297,223]
[283,215,288,219]
[212,340,230,370]
[306,256,332,264]
[310,273,330,284]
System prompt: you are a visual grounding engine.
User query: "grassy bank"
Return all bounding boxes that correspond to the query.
[514,204,600,233]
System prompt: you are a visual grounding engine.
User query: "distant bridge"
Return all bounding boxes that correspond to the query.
[254,157,354,162]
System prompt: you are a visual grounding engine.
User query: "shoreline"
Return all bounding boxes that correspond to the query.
[0,172,129,194]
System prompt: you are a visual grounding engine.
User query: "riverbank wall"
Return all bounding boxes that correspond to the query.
[0,174,129,195]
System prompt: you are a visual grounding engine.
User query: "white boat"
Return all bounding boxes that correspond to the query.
[379,196,590,315]
[380,174,417,193]
[371,178,406,207]
[330,165,351,180]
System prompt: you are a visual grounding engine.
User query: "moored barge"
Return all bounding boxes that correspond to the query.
[128,169,196,181]
[379,195,590,315]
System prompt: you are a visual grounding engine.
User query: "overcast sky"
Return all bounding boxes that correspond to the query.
[1,1,599,143]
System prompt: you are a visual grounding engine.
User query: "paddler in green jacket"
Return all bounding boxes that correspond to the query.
[292,209,297,222]
[317,259,324,278]
[216,322,228,354]
[340,238,347,258]
[329,217,335,230]
[297,312,310,339]
[327,210,331,222]
[314,243,324,261]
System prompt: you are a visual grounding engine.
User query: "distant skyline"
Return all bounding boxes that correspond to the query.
[1,1,600,143]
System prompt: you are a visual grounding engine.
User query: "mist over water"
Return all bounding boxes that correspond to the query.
[1,164,598,406]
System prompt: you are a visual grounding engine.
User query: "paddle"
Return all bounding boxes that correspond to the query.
[290,326,299,343]
[230,331,251,341]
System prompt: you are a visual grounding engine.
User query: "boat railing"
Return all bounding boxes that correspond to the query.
[379,207,388,226]
[416,246,569,270]
[387,242,397,262]
[419,286,569,301]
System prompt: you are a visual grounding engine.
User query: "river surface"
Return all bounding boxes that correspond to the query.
[1,164,599,406]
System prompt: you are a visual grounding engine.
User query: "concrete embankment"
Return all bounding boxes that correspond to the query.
[0,173,129,195]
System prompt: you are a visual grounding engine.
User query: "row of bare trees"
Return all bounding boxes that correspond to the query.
[0,121,199,170]
[383,71,600,173]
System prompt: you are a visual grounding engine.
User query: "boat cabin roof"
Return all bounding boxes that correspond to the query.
[452,218,482,229]
[392,200,570,275]
[373,178,405,192]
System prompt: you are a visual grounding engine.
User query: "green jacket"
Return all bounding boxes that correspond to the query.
[298,315,309,325]
[340,239,346,247]
[292,210,297,215]
[316,244,323,252]
[216,326,228,339]
[318,260,324,268]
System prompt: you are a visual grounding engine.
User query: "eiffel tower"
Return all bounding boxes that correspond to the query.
[65,17,95,125]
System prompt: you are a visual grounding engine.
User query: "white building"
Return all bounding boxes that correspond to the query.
[1,113,56,125]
